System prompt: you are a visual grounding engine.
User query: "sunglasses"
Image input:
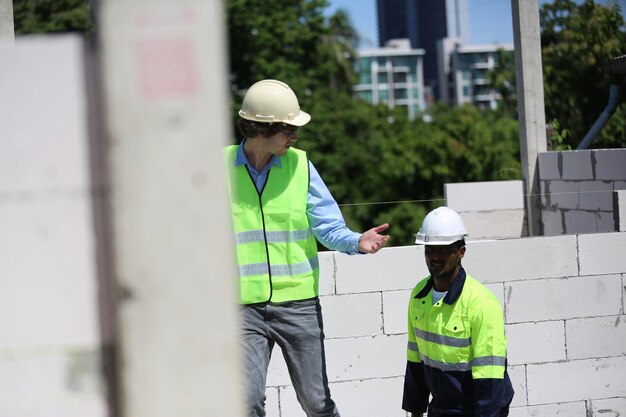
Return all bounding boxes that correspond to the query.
[280,125,298,138]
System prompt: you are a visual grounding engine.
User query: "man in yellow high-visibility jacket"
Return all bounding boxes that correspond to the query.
[402,206,514,417]
[226,79,390,417]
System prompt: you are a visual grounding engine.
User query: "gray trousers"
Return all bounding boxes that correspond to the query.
[240,298,340,417]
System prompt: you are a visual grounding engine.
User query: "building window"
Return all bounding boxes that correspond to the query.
[393,72,407,83]
[463,86,469,97]
[378,73,388,83]
[379,89,389,101]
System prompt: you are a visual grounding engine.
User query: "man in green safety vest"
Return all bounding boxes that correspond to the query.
[402,206,514,417]
[225,79,390,417]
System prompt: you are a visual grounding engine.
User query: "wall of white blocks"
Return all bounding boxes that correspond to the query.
[267,234,626,417]
[538,149,626,236]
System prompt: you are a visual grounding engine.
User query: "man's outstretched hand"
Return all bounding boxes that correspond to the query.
[358,223,390,254]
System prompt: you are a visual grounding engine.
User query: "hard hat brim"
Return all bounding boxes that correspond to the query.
[414,233,467,245]
[288,110,311,126]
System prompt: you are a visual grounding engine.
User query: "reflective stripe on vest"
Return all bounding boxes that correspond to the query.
[225,145,319,304]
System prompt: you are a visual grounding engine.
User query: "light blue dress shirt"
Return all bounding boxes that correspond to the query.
[235,142,362,254]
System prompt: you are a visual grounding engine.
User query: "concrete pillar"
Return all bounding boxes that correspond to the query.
[98,1,243,417]
[511,0,547,236]
[0,0,14,47]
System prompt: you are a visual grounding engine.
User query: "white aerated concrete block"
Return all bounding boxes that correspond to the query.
[508,401,587,417]
[485,282,505,309]
[527,357,626,404]
[462,236,578,283]
[506,321,566,365]
[325,335,406,382]
[579,232,626,276]
[561,150,593,180]
[508,365,527,407]
[328,377,406,417]
[590,397,626,416]
[320,293,383,338]
[264,387,280,416]
[334,246,428,294]
[0,350,107,417]
[275,385,305,417]
[615,190,626,232]
[0,36,91,193]
[458,210,525,239]
[595,149,626,180]
[0,198,100,350]
[537,152,561,181]
[505,275,622,323]
[566,315,626,360]
[541,208,564,236]
[382,290,412,335]
[267,349,291,387]
[597,210,616,233]
[318,251,336,296]
[445,180,524,211]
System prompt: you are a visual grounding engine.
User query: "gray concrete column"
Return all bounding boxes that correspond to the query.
[98,1,243,416]
[614,190,626,232]
[0,0,14,47]
[512,0,547,236]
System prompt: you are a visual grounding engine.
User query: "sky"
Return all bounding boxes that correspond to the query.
[325,0,626,48]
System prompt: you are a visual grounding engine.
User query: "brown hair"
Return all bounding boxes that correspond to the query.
[237,119,282,139]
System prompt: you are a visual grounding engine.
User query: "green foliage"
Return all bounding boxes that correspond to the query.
[540,0,626,148]
[13,0,92,34]
[485,48,517,117]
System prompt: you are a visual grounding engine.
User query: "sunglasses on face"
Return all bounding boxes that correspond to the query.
[280,125,298,138]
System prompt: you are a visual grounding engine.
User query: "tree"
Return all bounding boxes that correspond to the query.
[13,0,92,34]
[485,48,517,117]
[540,0,626,148]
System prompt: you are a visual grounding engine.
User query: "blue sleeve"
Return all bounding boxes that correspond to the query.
[402,361,429,414]
[307,161,362,254]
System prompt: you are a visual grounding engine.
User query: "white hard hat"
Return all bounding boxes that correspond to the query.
[415,206,468,245]
[239,79,311,126]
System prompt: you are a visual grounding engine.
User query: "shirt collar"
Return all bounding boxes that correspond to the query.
[414,267,467,304]
[234,138,283,170]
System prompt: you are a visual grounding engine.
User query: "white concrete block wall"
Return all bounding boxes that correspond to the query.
[445,180,525,239]
[0,36,107,417]
[267,234,626,416]
[538,150,626,235]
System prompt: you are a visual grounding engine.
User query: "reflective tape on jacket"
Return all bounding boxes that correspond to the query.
[225,145,319,304]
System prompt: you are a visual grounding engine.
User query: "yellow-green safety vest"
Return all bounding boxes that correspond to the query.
[225,145,319,305]
[406,273,508,380]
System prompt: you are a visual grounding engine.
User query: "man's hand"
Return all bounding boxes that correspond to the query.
[358,223,390,254]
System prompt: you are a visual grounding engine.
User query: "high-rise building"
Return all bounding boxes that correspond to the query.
[376,0,469,99]
[353,39,426,119]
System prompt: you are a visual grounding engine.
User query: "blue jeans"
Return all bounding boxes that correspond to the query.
[240,298,340,417]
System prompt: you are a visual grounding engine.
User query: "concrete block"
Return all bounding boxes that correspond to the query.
[325,335,406,382]
[0,198,100,350]
[578,181,614,211]
[328,377,406,417]
[537,152,561,181]
[614,190,626,232]
[318,251,336,296]
[527,357,626,404]
[597,210,616,233]
[506,321,566,365]
[505,275,622,323]
[264,387,280,416]
[563,209,600,234]
[508,401,587,417]
[566,315,626,360]
[320,293,383,338]
[0,36,91,193]
[508,365,527,407]
[278,377,407,417]
[462,235,578,283]
[445,180,524,211]
[334,246,428,294]
[267,347,291,387]
[458,209,525,239]
[579,232,626,276]
[562,150,593,180]
[590,397,626,416]
[543,180,579,210]
[0,350,107,417]
[541,208,564,236]
[615,181,626,191]
[382,290,412,335]
[485,282,505,310]
[594,149,626,180]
